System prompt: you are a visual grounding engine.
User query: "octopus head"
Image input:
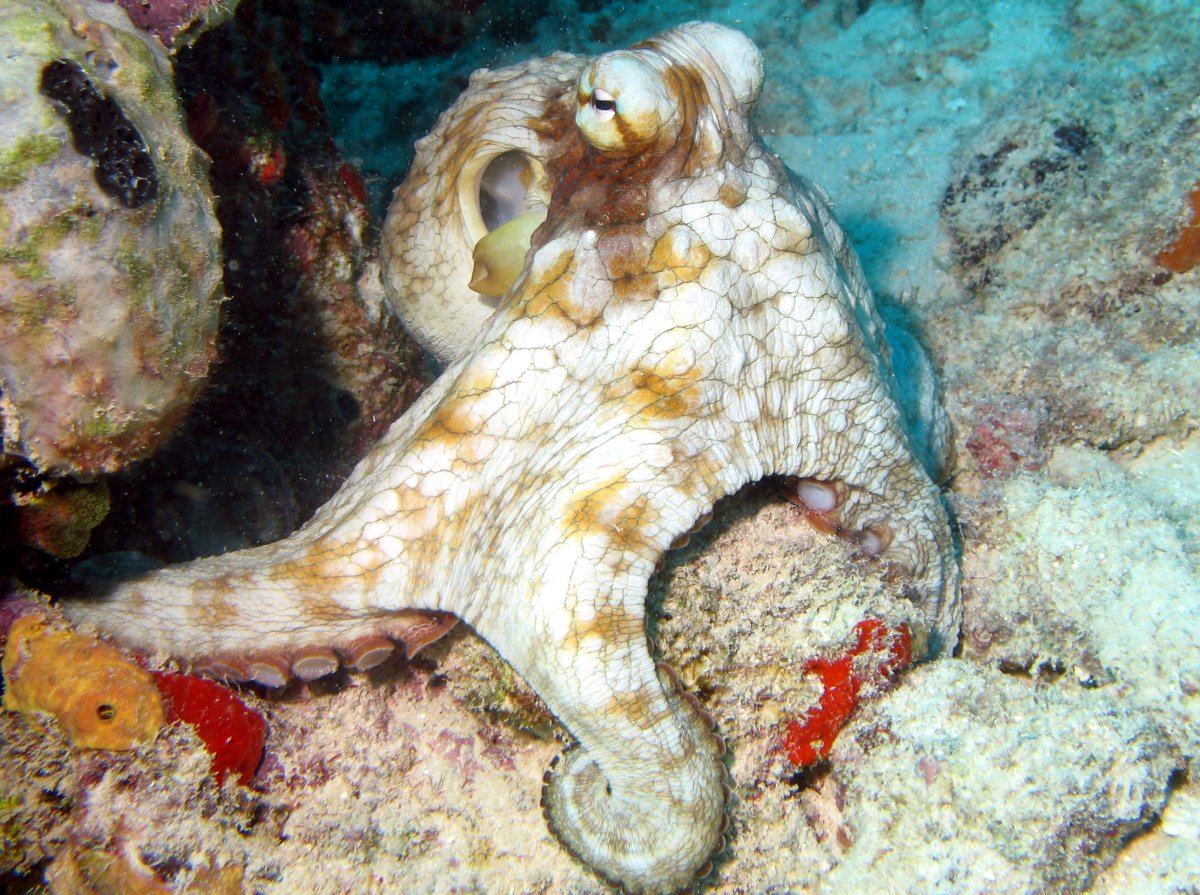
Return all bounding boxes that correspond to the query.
[380,22,766,364]
[573,21,763,166]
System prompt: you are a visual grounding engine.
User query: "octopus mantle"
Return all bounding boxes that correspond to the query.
[63,22,959,895]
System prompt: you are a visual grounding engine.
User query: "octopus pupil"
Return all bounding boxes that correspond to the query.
[96,704,116,721]
[592,95,615,112]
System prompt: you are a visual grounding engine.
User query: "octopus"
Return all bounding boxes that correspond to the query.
[61,22,960,895]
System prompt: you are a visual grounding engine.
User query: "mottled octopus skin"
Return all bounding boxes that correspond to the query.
[62,23,960,895]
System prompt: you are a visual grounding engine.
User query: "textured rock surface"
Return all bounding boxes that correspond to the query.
[0,0,222,479]
[108,0,238,49]
[802,660,1180,893]
[935,61,1199,453]
[961,442,1200,777]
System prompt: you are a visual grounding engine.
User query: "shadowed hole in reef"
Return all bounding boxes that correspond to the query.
[33,0,446,583]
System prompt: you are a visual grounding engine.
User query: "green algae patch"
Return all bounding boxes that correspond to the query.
[115,241,155,315]
[0,199,101,285]
[0,793,24,871]
[0,10,57,47]
[0,239,49,282]
[0,133,62,191]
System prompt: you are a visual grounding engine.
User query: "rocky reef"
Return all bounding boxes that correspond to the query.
[0,0,222,481]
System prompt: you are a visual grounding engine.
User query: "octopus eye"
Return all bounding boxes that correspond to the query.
[590,88,616,119]
[575,53,678,158]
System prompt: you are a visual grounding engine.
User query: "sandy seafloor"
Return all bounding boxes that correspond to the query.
[5,0,1200,893]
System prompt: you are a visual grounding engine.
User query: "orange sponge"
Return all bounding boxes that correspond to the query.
[1156,181,1200,273]
[2,614,164,750]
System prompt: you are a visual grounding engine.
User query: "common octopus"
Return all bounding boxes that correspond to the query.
[62,22,960,894]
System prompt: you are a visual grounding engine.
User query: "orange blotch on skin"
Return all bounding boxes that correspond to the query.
[600,227,659,304]
[609,366,703,420]
[604,685,672,731]
[565,480,659,555]
[418,365,501,449]
[598,226,655,279]
[648,229,713,280]
[612,273,658,302]
[515,249,598,327]
[425,393,486,441]
[273,536,385,604]
[190,575,251,628]
[718,178,748,208]
[562,604,643,654]
[2,614,164,750]
[1156,181,1200,273]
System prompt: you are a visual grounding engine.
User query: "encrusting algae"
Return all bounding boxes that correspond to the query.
[2,613,163,750]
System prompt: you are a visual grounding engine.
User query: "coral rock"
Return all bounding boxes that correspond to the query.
[14,478,110,558]
[0,0,223,479]
[2,613,163,750]
[47,844,245,895]
[964,397,1047,479]
[108,0,238,50]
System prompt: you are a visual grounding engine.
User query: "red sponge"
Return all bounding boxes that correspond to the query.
[152,671,267,786]
[784,619,912,766]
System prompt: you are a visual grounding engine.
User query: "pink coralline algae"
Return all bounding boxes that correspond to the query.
[784,619,913,767]
[104,0,235,48]
[964,397,1048,479]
